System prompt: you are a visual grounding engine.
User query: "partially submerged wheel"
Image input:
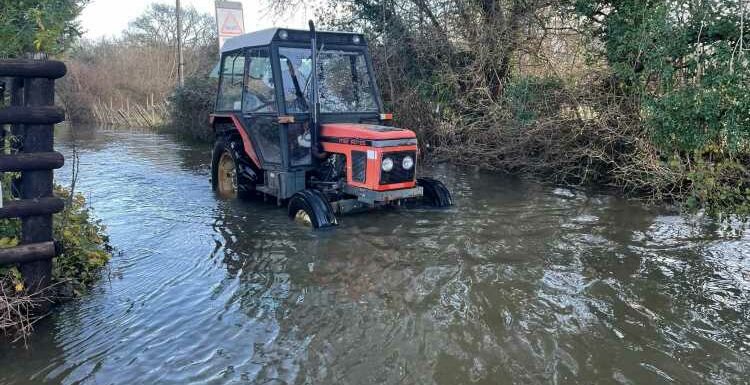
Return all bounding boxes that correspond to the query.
[211,137,255,198]
[288,189,338,229]
[417,177,453,207]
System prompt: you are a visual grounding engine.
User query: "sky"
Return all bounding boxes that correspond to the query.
[78,0,316,40]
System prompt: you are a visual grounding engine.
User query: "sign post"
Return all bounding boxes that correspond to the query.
[215,1,245,52]
[176,0,184,86]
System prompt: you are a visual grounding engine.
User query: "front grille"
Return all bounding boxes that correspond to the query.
[351,151,367,182]
[380,151,416,185]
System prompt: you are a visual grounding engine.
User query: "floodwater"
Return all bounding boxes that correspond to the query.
[1,126,749,385]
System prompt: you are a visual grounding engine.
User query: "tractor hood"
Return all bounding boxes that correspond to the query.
[320,123,416,140]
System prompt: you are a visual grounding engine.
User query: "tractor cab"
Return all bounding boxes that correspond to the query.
[210,25,452,228]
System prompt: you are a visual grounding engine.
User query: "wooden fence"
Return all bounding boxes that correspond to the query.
[92,96,168,128]
[0,59,66,293]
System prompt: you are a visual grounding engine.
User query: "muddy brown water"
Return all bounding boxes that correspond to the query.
[1,126,749,385]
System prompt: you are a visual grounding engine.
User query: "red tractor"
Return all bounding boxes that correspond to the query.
[210,22,452,228]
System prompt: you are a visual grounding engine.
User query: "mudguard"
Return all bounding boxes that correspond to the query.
[211,113,261,169]
[288,189,338,228]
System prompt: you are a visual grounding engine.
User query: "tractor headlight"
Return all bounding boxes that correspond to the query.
[278,30,289,40]
[352,35,361,44]
[402,155,414,170]
[381,157,394,172]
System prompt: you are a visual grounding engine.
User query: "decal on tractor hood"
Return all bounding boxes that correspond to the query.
[320,137,417,148]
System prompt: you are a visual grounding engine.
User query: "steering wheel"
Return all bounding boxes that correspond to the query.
[246,100,276,113]
[243,90,276,113]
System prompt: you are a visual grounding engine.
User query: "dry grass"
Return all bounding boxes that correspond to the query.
[58,40,215,125]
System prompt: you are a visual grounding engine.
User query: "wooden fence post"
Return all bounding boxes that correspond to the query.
[10,78,24,158]
[0,78,5,153]
[0,59,67,295]
[19,76,56,292]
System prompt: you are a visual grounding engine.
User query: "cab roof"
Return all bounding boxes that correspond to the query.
[221,27,366,53]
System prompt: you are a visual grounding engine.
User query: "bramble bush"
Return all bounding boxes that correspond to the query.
[167,75,217,141]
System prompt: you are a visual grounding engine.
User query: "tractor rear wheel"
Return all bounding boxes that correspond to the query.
[288,189,338,229]
[417,178,453,207]
[211,137,255,199]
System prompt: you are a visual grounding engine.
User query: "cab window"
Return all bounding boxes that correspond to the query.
[243,48,276,113]
[279,47,312,113]
[217,51,245,111]
[278,47,378,113]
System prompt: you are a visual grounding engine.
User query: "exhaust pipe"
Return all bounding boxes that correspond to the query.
[308,20,324,160]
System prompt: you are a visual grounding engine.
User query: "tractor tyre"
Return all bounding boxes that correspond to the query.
[417,177,453,207]
[288,189,338,229]
[211,137,255,199]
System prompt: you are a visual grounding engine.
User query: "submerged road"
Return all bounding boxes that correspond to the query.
[1,125,749,384]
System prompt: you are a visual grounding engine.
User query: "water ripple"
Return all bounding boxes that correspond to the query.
[0,127,748,385]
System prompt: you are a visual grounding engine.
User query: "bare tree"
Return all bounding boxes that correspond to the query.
[123,3,216,48]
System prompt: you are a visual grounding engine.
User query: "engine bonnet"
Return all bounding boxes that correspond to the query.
[320,123,416,140]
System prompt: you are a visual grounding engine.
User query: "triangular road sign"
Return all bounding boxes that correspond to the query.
[221,13,243,35]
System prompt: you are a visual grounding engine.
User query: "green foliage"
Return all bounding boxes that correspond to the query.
[570,0,750,215]
[681,154,750,217]
[0,0,87,57]
[505,77,565,125]
[0,174,22,293]
[574,0,750,155]
[646,59,750,154]
[167,76,217,141]
[0,182,111,296]
[52,186,111,295]
[0,236,22,295]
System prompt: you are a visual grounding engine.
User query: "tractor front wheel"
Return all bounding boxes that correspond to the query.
[288,189,338,229]
[211,137,254,199]
[417,178,453,207]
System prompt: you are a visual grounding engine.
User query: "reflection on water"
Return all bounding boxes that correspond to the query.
[1,125,748,384]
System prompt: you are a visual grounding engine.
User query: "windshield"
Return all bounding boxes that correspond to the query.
[278,47,379,113]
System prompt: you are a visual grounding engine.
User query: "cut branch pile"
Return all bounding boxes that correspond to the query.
[0,283,51,343]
